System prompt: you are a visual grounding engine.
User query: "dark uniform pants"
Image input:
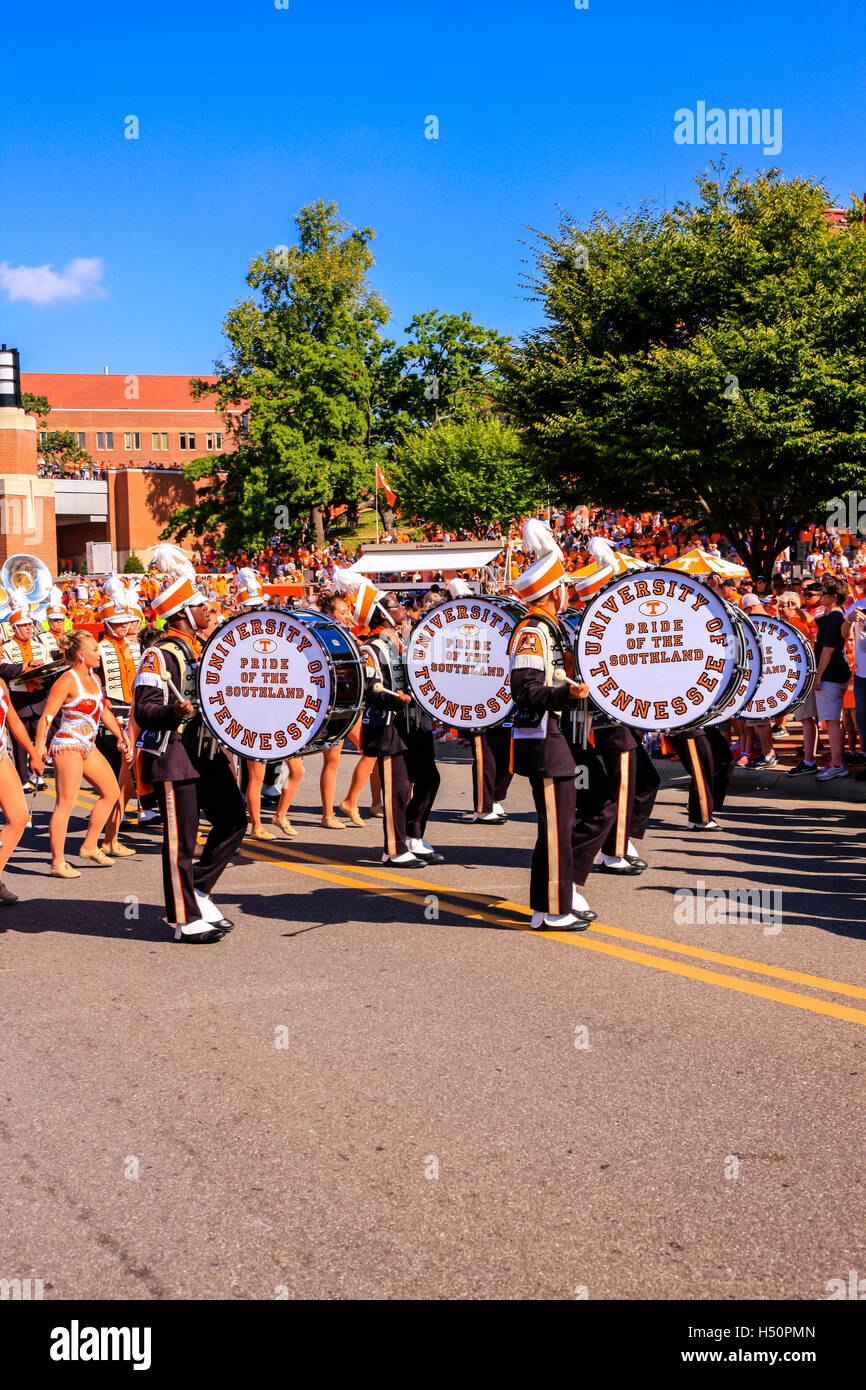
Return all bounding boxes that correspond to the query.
[470,726,513,814]
[379,729,441,857]
[10,695,45,784]
[154,752,247,924]
[672,727,734,824]
[595,728,661,857]
[528,765,618,914]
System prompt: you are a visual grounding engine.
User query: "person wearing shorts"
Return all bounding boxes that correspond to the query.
[812,577,851,779]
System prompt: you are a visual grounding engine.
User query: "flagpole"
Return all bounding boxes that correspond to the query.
[375,468,380,543]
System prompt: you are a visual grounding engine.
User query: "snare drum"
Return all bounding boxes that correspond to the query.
[705,607,763,725]
[738,614,816,722]
[196,605,365,759]
[572,569,748,733]
[405,595,526,729]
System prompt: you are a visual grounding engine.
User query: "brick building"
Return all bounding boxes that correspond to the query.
[16,371,241,570]
[21,372,242,471]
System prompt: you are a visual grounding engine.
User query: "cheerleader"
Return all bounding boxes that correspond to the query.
[0,677,45,903]
[33,631,133,879]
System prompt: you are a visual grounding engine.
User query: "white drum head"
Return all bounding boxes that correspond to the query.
[406,597,523,729]
[706,609,763,724]
[574,569,742,731]
[739,614,815,721]
[197,607,333,757]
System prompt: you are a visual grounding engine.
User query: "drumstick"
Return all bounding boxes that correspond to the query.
[554,667,590,750]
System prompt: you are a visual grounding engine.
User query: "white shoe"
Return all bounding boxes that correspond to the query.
[406,837,445,863]
[544,912,584,929]
[382,852,426,867]
[194,890,222,924]
[687,819,720,830]
[172,917,222,940]
[530,911,546,929]
[472,810,505,823]
[492,803,506,817]
[601,854,632,869]
[572,888,591,913]
[626,840,638,858]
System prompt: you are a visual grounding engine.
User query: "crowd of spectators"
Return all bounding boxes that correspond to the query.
[37,459,188,480]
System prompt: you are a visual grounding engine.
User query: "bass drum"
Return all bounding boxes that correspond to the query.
[405,595,526,729]
[705,606,763,725]
[572,569,748,733]
[196,604,365,760]
[738,614,816,723]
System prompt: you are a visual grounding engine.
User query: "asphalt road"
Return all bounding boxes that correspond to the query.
[2,746,865,1301]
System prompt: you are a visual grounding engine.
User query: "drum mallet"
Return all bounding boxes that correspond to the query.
[554,667,589,749]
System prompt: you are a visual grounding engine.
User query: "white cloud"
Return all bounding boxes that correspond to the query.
[0,257,108,305]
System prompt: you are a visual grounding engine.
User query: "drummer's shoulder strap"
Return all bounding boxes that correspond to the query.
[508,614,555,686]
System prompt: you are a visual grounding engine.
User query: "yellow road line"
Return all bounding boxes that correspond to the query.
[239,836,866,1003]
[40,783,866,1028]
[237,845,866,1030]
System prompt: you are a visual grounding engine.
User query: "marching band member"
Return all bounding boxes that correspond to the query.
[338,570,443,869]
[44,585,68,645]
[96,574,141,857]
[448,579,513,825]
[670,726,733,830]
[233,567,276,840]
[33,631,133,879]
[133,544,247,943]
[2,597,55,793]
[572,541,660,875]
[317,590,377,829]
[0,674,45,903]
[509,520,614,930]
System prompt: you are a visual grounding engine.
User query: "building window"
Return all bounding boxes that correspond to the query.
[39,430,48,441]
[124,431,141,450]
[152,432,159,450]
[160,431,168,450]
[206,432,223,451]
[179,432,196,451]
[96,430,115,450]
[76,432,86,448]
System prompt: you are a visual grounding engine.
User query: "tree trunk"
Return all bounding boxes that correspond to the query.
[383,505,396,536]
[311,505,325,549]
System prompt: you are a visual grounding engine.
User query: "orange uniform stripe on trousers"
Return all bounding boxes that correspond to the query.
[615,750,630,857]
[383,758,397,858]
[164,782,185,924]
[687,738,709,825]
[544,777,559,915]
[474,736,484,814]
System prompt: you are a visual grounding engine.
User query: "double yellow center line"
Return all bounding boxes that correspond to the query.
[46,782,866,1030]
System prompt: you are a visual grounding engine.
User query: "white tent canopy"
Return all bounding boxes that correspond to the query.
[348,542,503,575]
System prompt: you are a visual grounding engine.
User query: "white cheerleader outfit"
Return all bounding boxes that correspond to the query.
[49,669,105,758]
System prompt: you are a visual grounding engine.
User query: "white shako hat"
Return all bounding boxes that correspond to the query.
[9,595,32,628]
[570,536,619,600]
[334,567,394,627]
[234,566,265,606]
[98,571,137,626]
[448,577,473,599]
[512,518,568,602]
[46,584,66,621]
[148,544,207,622]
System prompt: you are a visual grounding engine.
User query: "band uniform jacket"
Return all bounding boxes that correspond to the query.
[508,611,577,778]
[99,634,141,721]
[132,630,202,783]
[2,632,57,694]
[360,626,410,758]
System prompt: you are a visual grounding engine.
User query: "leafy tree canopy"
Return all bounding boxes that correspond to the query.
[37,430,93,474]
[394,416,544,533]
[498,166,866,576]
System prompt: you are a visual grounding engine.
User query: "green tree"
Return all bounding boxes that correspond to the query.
[124,554,145,574]
[22,392,51,421]
[37,430,94,475]
[499,167,866,578]
[170,200,390,552]
[393,416,544,532]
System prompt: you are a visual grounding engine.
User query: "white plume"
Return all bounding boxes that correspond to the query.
[448,578,473,598]
[334,568,365,596]
[48,584,64,610]
[236,566,260,592]
[522,517,560,559]
[149,543,196,585]
[588,536,618,571]
[103,571,129,609]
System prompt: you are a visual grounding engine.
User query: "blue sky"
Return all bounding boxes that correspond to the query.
[1,0,863,375]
